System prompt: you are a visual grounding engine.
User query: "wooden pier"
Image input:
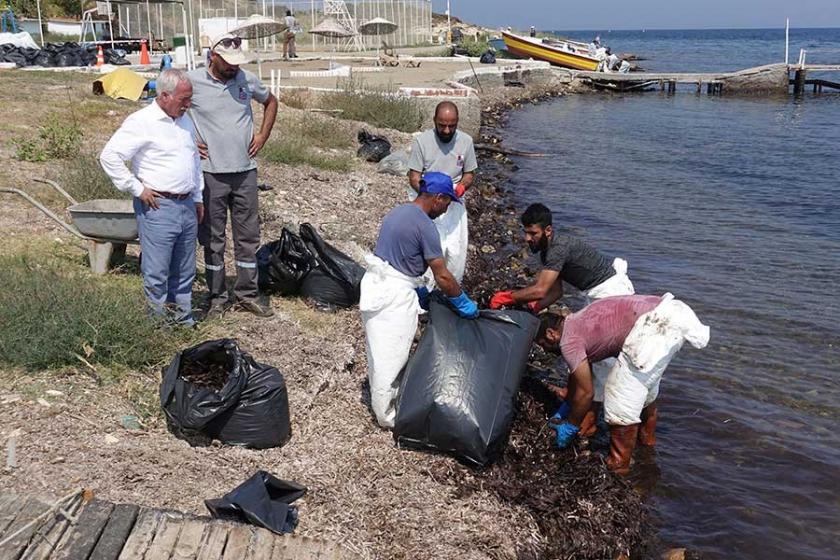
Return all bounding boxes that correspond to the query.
[0,492,358,560]
[566,62,840,95]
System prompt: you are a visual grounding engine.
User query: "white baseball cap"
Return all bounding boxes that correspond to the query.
[211,33,250,65]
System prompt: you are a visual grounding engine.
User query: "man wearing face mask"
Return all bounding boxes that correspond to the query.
[188,33,278,318]
[100,69,204,326]
[407,101,477,284]
[361,172,479,428]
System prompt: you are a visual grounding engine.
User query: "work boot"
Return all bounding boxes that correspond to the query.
[638,403,658,447]
[233,299,275,318]
[606,423,639,476]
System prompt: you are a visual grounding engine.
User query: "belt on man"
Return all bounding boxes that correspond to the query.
[156,191,191,200]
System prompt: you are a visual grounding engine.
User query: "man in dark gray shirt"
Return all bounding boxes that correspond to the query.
[489,203,634,312]
[188,33,278,318]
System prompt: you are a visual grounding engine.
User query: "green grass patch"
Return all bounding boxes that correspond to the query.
[0,253,204,371]
[15,112,83,162]
[321,79,423,133]
[261,135,354,171]
[53,150,128,202]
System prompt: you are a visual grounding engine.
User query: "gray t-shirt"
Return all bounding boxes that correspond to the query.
[187,68,270,174]
[374,203,443,277]
[407,129,478,185]
[541,233,615,291]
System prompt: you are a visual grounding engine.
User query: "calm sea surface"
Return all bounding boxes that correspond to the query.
[503,28,840,560]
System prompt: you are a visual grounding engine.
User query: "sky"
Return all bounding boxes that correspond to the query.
[431,0,840,31]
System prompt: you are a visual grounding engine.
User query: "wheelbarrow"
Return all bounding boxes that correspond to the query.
[1,178,139,275]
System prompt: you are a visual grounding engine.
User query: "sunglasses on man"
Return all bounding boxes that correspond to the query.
[215,36,242,49]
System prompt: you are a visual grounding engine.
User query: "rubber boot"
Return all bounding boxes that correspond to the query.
[606,423,639,475]
[638,402,658,447]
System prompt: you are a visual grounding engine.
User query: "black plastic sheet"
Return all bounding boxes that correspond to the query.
[160,339,291,449]
[394,300,540,466]
[205,471,306,534]
[298,223,364,309]
[0,41,124,67]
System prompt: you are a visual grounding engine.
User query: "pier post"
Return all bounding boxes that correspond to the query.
[696,81,702,94]
[794,69,807,95]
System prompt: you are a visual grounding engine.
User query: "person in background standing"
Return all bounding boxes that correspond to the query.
[99,69,203,326]
[407,101,478,285]
[188,33,278,318]
[283,10,298,60]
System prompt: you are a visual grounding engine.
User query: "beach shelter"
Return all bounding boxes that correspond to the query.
[93,67,149,100]
[358,17,397,60]
[231,14,287,78]
[308,18,353,39]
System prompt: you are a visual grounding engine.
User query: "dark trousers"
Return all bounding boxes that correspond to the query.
[199,169,260,304]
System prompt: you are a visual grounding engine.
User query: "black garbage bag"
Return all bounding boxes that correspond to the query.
[393,299,540,466]
[356,129,391,163]
[160,339,292,449]
[206,471,306,534]
[55,51,82,67]
[33,51,55,67]
[105,49,130,65]
[1,50,28,67]
[479,50,497,64]
[256,228,313,296]
[298,223,364,309]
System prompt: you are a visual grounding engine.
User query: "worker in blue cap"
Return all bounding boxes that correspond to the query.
[360,171,480,428]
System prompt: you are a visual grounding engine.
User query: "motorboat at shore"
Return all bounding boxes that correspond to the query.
[501,31,601,71]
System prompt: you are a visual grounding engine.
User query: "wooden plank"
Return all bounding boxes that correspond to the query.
[143,514,184,560]
[220,525,252,560]
[271,536,358,560]
[194,522,228,560]
[53,500,115,560]
[19,495,86,560]
[169,519,206,560]
[245,528,274,560]
[118,509,163,560]
[88,504,140,560]
[0,496,52,560]
[0,495,28,538]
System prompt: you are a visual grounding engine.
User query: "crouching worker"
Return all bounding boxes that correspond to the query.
[535,294,710,474]
[361,172,480,428]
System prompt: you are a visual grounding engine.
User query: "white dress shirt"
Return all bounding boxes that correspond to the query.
[100,101,203,202]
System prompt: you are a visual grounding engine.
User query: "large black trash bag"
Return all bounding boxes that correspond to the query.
[393,299,540,466]
[298,223,365,309]
[256,228,313,296]
[356,129,391,163]
[206,471,306,534]
[160,339,292,449]
[479,50,496,64]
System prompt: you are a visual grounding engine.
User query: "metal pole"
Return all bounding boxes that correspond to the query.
[127,4,130,36]
[785,17,790,65]
[446,0,450,44]
[146,0,152,52]
[271,0,275,52]
[108,1,115,49]
[158,4,163,45]
[35,0,45,46]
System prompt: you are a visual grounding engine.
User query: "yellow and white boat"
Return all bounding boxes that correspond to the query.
[502,31,601,71]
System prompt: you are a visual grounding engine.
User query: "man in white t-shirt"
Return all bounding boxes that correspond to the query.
[407,101,478,283]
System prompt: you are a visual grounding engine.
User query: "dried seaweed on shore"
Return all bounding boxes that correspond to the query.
[179,359,230,390]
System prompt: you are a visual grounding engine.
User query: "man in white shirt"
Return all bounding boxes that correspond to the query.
[100,68,204,326]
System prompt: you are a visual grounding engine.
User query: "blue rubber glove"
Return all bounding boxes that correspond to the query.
[551,402,571,422]
[550,421,579,449]
[447,291,479,319]
[415,286,430,311]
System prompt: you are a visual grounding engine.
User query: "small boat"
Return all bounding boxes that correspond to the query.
[501,31,601,71]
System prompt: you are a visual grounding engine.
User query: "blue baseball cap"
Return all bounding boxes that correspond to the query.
[419,171,461,203]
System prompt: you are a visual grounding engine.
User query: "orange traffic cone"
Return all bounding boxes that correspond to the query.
[139,39,151,65]
[96,45,104,67]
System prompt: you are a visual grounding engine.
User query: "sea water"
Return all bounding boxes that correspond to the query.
[503,28,840,560]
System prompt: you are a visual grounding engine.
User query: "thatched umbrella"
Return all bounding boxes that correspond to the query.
[308,18,354,39]
[358,17,398,59]
[230,14,287,79]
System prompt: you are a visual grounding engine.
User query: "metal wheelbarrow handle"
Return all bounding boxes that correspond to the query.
[0,187,88,241]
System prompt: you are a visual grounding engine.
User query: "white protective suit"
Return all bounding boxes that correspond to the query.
[408,187,468,286]
[585,257,636,401]
[359,254,423,428]
[603,293,710,426]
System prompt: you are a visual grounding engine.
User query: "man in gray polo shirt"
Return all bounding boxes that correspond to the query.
[188,33,278,317]
[407,101,478,284]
